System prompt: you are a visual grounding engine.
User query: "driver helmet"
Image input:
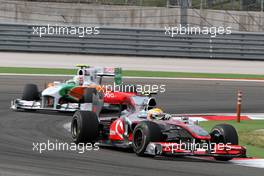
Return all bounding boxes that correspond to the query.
[72,75,85,86]
[147,108,163,120]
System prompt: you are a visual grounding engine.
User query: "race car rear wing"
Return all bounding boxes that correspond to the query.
[76,65,122,85]
[96,67,119,76]
[76,64,120,76]
[96,67,122,85]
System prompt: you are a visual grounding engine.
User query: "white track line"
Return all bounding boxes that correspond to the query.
[191,157,264,169]
[171,113,264,120]
[0,73,73,77]
[125,77,264,82]
[231,159,264,169]
[1,73,264,82]
[172,116,208,121]
[63,122,71,133]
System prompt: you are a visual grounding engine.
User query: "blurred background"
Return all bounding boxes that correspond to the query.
[0,0,263,59]
[0,0,263,31]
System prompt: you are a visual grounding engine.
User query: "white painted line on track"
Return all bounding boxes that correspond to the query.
[1,73,264,82]
[63,122,71,133]
[125,76,264,82]
[245,115,264,120]
[171,113,264,120]
[0,73,73,77]
[172,116,208,121]
[191,157,264,169]
[231,159,264,169]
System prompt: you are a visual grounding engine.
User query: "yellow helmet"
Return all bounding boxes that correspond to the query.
[148,108,163,114]
[148,108,163,119]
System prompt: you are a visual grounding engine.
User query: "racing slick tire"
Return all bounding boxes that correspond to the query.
[22,84,40,101]
[132,121,162,156]
[71,111,99,144]
[210,124,239,161]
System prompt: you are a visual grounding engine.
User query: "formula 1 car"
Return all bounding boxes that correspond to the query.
[11,65,136,114]
[71,93,246,161]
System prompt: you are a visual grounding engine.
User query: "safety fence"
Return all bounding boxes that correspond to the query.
[0,23,264,60]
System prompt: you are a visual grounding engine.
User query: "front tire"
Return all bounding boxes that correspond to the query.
[210,124,239,161]
[132,121,162,156]
[22,84,40,101]
[71,111,99,144]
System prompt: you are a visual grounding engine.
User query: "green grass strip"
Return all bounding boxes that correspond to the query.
[1,67,264,79]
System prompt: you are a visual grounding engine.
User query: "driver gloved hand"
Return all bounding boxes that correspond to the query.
[164,114,172,120]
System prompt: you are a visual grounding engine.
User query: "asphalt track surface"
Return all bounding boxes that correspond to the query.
[0,75,263,176]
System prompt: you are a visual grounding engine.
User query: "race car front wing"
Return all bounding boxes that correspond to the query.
[145,142,246,158]
[11,99,89,112]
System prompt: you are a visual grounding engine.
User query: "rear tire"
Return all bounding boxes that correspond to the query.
[210,124,239,161]
[132,121,162,156]
[71,111,99,144]
[22,84,40,101]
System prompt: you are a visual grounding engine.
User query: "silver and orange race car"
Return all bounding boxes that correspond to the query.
[71,93,246,161]
[11,64,136,114]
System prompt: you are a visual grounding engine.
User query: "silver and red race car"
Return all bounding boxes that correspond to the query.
[71,92,246,161]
